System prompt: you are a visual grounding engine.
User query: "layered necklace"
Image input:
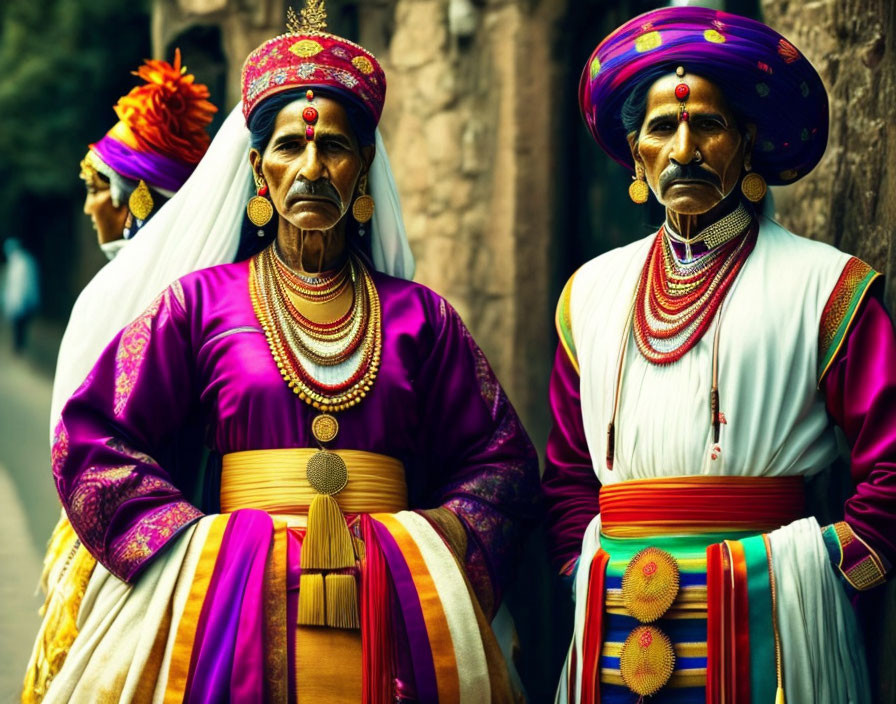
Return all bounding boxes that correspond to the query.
[249,243,382,414]
[633,204,756,365]
[605,205,756,470]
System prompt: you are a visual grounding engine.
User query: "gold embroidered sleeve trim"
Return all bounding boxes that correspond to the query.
[817,257,880,384]
[832,521,887,591]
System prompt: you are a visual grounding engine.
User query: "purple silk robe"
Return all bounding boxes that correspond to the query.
[52,259,540,612]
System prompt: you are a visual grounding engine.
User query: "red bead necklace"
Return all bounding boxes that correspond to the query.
[632,221,757,365]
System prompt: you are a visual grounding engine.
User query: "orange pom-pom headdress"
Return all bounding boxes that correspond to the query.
[85,49,217,194]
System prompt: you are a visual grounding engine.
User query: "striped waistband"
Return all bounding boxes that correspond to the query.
[599,476,804,538]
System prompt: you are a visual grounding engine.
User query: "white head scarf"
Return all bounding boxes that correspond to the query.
[49,102,414,440]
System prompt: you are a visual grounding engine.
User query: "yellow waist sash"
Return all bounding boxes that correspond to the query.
[222,448,408,629]
[220,448,408,521]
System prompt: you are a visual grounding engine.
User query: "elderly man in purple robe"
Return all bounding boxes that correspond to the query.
[28,3,539,702]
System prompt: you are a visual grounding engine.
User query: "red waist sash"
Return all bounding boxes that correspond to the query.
[599,476,805,538]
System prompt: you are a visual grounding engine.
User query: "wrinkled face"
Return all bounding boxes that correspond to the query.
[81,171,128,245]
[251,97,366,232]
[629,73,749,216]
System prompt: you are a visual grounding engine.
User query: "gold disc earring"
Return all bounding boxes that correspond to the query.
[741,166,767,203]
[129,179,154,221]
[629,164,649,204]
[351,175,375,236]
[247,171,274,231]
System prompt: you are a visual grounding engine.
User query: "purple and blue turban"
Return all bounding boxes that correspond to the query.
[579,7,828,186]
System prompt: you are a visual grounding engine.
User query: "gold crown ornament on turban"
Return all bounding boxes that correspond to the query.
[241,0,386,127]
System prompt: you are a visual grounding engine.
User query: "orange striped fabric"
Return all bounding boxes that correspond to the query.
[374,514,461,703]
[600,476,804,537]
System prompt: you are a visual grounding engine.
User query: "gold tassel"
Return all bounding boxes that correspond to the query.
[298,572,326,626]
[775,686,785,704]
[300,494,355,570]
[325,573,360,629]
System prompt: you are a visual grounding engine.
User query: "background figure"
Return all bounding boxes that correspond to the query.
[2,239,40,355]
[80,49,217,260]
[21,49,218,703]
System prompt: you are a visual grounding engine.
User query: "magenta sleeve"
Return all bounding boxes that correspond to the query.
[52,282,203,582]
[542,344,600,572]
[822,295,896,570]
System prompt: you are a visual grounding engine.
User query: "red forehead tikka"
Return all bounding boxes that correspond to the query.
[303,89,318,140]
[675,65,690,122]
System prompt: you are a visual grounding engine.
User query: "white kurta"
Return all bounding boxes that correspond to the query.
[570,216,849,483]
[562,216,870,704]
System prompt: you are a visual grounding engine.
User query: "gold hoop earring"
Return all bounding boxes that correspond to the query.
[129,180,154,221]
[247,171,274,233]
[352,175,374,236]
[629,164,649,204]
[740,165,767,203]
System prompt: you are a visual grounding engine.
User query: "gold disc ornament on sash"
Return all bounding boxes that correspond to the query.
[621,547,681,623]
[249,245,383,629]
[619,626,676,697]
[618,547,680,697]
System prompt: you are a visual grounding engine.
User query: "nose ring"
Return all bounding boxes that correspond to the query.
[693,149,703,163]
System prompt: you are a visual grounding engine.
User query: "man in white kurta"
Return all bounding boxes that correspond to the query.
[544,7,893,704]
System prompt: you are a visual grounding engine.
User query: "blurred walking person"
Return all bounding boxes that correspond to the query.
[2,238,40,355]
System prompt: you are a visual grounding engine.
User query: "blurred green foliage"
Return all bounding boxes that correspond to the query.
[0,0,151,238]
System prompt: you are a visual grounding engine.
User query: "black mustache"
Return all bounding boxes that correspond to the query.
[285,179,343,209]
[658,162,722,192]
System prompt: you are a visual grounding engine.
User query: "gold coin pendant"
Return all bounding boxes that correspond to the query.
[312,413,339,444]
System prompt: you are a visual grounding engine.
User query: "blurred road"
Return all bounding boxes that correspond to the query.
[0,323,59,702]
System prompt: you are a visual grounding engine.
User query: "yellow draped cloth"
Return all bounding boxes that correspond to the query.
[221,448,408,703]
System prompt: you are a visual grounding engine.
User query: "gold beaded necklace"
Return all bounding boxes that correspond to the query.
[249,244,382,416]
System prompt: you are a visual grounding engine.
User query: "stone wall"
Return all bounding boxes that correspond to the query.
[762,3,896,700]
[762,0,896,314]
[370,0,565,448]
[152,0,285,107]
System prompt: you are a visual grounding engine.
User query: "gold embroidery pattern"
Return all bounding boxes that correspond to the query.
[351,55,374,74]
[833,520,855,547]
[68,464,196,573]
[51,420,70,472]
[832,521,887,591]
[263,525,289,701]
[106,437,160,467]
[113,282,184,416]
[110,501,202,578]
[844,556,886,591]
[289,39,324,57]
[818,257,878,380]
[69,465,142,544]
